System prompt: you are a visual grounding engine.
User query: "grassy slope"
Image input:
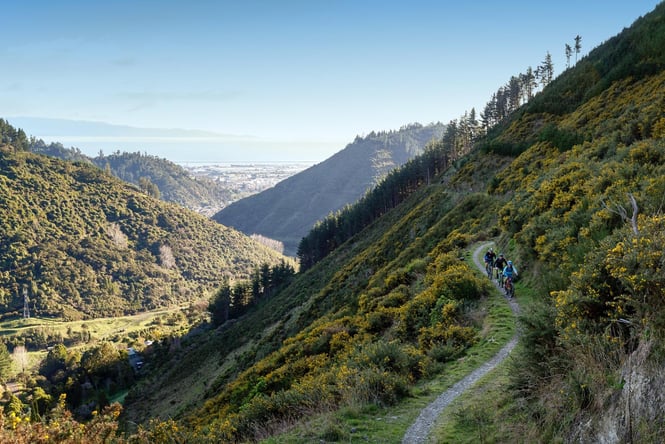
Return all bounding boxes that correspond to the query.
[262,243,517,442]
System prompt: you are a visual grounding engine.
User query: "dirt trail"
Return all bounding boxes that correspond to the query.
[402,242,520,443]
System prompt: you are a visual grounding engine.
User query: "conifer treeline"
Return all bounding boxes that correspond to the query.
[0,118,29,151]
[480,53,554,130]
[296,132,469,270]
[208,261,295,326]
[296,49,562,271]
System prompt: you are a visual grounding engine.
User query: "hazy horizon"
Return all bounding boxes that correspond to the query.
[8,116,339,163]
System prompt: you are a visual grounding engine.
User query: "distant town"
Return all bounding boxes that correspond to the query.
[181,161,314,214]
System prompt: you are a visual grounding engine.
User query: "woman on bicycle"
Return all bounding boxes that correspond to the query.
[502,260,518,297]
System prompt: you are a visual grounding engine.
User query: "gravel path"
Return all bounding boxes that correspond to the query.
[402,242,520,443]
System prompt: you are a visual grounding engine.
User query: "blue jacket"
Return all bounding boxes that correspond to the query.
[503,265,518,278]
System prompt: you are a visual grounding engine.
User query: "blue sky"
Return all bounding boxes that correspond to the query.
[1,1,661,162]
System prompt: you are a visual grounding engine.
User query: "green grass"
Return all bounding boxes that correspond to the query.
[109,389,130,405]
[431,351,516,443]
[0,306,191,342]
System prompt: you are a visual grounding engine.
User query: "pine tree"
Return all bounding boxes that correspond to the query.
[574,35,582,63]
[539,52,554,86]
[522,66,537,100]
[565,43,572,69]
[209,282,231,326]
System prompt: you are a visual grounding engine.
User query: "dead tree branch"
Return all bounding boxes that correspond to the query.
[601,193,639,236]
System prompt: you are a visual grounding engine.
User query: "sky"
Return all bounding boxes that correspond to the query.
[1,0,662,163]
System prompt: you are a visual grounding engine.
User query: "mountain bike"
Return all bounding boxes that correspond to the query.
[504,277,515,298]
[496,268,505,287]
[485,260,493,279]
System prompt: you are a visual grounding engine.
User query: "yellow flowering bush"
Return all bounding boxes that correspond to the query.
[554,214,665,346]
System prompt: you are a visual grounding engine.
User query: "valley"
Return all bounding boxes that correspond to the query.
[1,2,665,442]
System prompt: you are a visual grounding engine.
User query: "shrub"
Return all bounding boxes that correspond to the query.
[363,309,394,333]
[361,340,416,375]
[437,264,486,301]
[0,395,125,444]
[417,324,477,356]
[396,289,437,339]
[430,298,460,326]
[379,284,411,308]
[538,124,584,152]
[335,364,410,407]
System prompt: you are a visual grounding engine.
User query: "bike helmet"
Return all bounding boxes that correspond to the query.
[508,260,513,265]
[499,253,504,257]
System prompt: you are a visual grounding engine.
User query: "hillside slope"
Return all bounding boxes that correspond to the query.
[474,4,665,441]
[0,146,287,321]
[126,3,665,442]
[124,143,511,434]
[212,122,445,255]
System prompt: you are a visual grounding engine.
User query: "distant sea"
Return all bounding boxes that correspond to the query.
[9,117,339,164]
[35,136,331,165]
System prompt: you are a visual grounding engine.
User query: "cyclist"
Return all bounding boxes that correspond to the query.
[494,253,508,286]
[483,248,496,278]
[502,260,518,297]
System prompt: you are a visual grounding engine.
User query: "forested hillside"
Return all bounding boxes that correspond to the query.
[0,142,287,321]
[213,122,446,255]
[27,137,231,214]
[90,150,230,214]
[123,3,665,442]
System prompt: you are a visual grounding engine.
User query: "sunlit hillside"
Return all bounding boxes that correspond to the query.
[124,4,665,442]
[0,143,288,322]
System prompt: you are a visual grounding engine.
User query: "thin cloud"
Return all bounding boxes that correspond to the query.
[117,90,242,103]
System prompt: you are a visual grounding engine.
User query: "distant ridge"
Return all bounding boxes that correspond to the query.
[212,122,446,255]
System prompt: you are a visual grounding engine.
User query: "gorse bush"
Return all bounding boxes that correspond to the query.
[537,123,584,152]
[0,394,207,443]
[554,214,665,344]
